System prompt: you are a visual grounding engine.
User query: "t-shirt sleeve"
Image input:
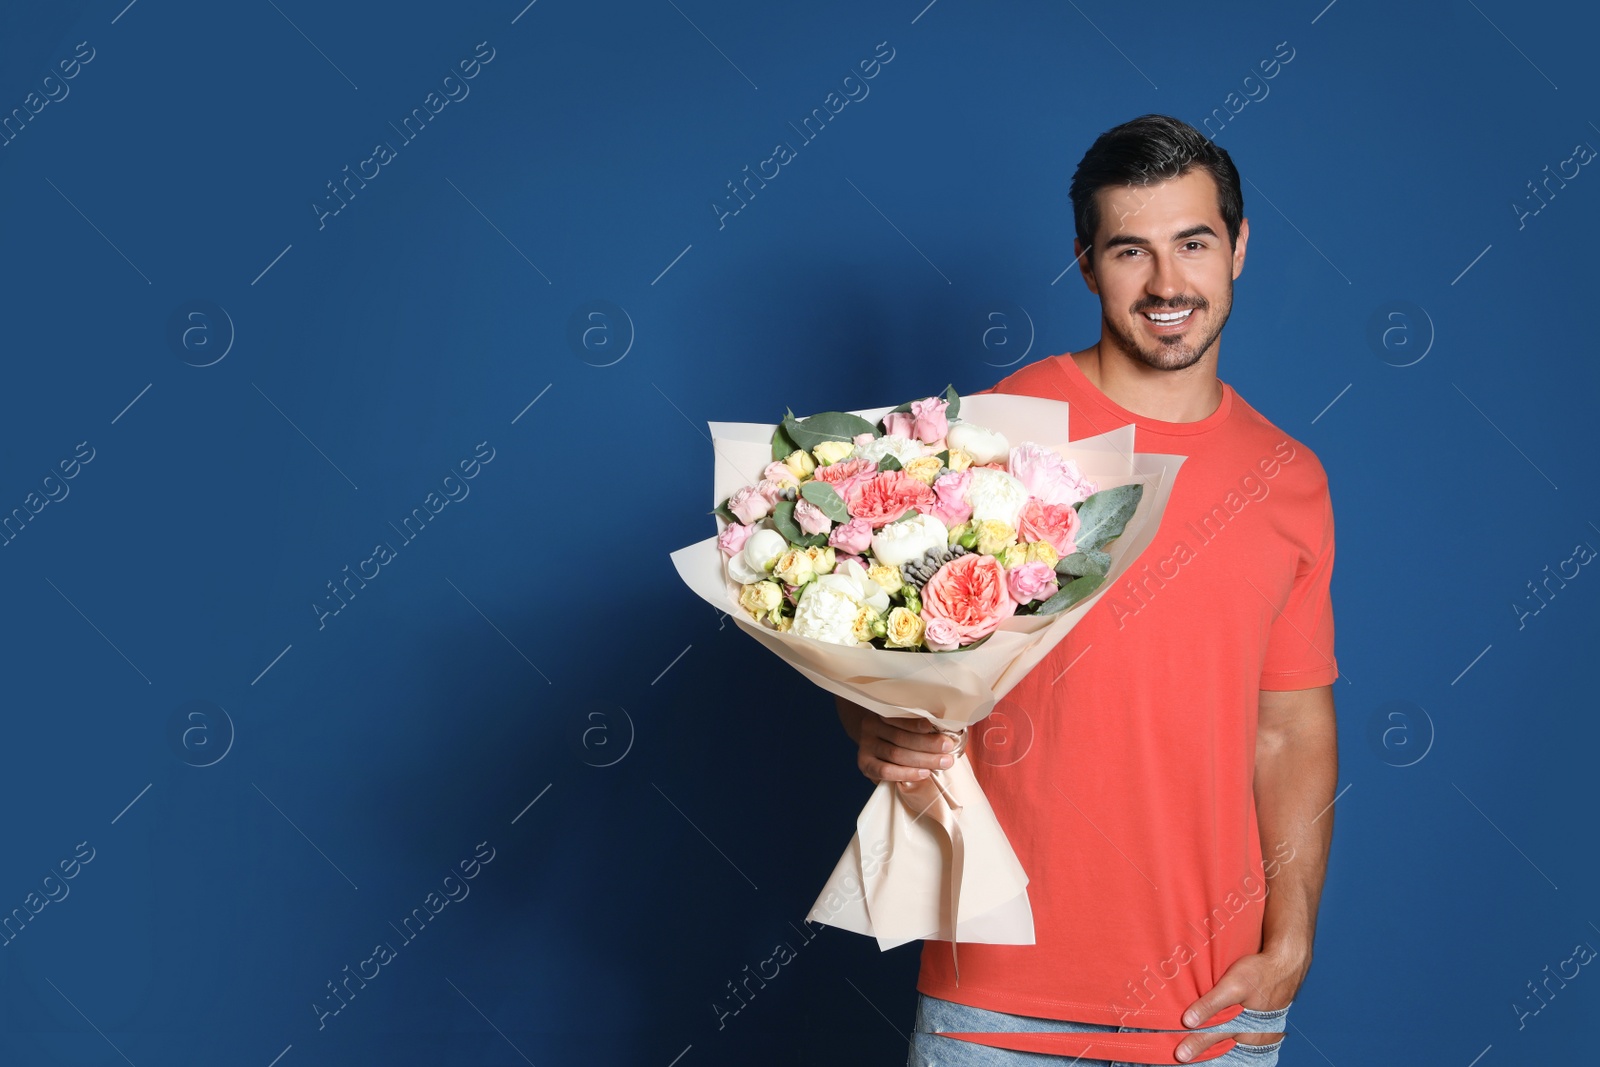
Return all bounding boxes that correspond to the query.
[1259,477,1338,690]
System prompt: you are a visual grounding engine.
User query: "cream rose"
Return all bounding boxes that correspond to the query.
[738,580,782,620]
[866,563,904,596]
[975,519,1018,556]
[903,455,944,486]
[884,606,926,648]
[783,448,818,479]
[773,549,816,587]
[812,440,854,465]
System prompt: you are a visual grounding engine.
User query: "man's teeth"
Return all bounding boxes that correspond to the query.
[1144,309,1194,323]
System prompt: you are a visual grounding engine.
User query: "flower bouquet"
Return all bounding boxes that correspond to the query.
[670,387,1185,975]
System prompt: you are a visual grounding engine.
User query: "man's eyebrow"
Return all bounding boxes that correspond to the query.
[1101,223,1220,249]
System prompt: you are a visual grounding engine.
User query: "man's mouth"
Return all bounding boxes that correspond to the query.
[1141,308,1195,324]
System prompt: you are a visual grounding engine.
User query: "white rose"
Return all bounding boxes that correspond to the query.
[965,467,1030,528]
[813,558,891,614]
[791,583,865,645]
[870,513,949,568]
[946,420,1010,465]
[849,433,927,468]
[727,528,788,584]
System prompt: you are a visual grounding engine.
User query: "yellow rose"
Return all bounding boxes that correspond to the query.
[738,580,783,619]
[852,605,887,644]
[884,606,925,648]
[1026,540,1060,568]
[975,519,1017,556]
[773,613,794,633]
[903,455,943,486]
[946,448,973,473]
[947,521,972,547]
[812,440,854,465]
[783,449,818,479]
[804,545,837,575]
[774,549,815,587]
[867,563,904,596]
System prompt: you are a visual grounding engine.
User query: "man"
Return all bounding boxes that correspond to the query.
[835,114,1339,1066]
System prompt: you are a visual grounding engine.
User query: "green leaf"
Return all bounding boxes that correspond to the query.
[771,500,828,548]
[771,420,801,463]
[1073,483,1144,553]
[944,383,961,422]
[713,503,738,525]
[799,480,851,523]
[936,449,950,466]
[895,507,921,524]
[1055,549,1111,578]
[877,454,903,472]
[1034,572,1105,615]
[783,410,878,450]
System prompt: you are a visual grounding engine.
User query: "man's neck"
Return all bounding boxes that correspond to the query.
[1069,342,1225,424]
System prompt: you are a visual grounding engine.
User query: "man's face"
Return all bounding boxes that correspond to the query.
[1076,167,1247,373]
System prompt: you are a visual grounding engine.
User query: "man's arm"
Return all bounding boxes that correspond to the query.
[1175,684,1336,1061]
[1254,683,1337,983]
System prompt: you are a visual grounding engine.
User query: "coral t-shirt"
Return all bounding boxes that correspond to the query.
[915,352,1338,1062]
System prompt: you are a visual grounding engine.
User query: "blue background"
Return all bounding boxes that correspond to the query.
[1,0,1596,1063]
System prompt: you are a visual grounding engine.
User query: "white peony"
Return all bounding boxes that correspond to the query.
[946,420,1009,465]
[814,558,891,614]
[870,513,949,568]
[849,433,928,468]
[790,583,866,645]
[965,467,1031,528]
[727,528,788,584]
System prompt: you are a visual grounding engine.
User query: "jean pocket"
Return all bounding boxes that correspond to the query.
[1227,1004,1288,1056]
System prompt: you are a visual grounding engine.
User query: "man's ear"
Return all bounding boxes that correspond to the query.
[1075,238,1099,294]
[1231,217,1249,280]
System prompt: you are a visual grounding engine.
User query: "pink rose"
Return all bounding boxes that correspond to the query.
[882,411,917,438]
[828,516,873,555]
[921,553,1016,644]
[728,483,774,524]
[924,616,962,652]
[756,479,788,505]
[853,432,877,447]
[717,521,754,557]
[794,497,832,536]
[1006,561,1060,605]
[763,460,798,484]
[845,470,937,528]
[1017,498,1082,556]
[834,550,868,570]
[910,397,949,444]
[1008,443,1098,507]
[931,470,973,528]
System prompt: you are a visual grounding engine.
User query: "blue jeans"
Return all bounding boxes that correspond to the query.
[906,992,1290,1066]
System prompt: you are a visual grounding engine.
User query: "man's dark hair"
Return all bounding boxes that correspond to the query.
[1069,114,1244,264]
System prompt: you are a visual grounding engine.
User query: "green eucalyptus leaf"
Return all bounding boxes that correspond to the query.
[877,454,903,472]
[713,504,738,525]
[895,507,921,524]
[784,410,879,450]
[1073,483,1144,553]
[1034,572,1105,615]
[799,480,851,522]
[944,383,961,422]
[771,421,801,463]
[1055,549,1111,578]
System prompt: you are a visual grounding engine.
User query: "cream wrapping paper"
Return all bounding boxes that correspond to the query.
[669,394,1185,972]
